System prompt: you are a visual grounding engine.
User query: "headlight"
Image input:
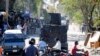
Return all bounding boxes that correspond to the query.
[6,52,9,55]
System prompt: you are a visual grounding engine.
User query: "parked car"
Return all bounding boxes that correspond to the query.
[2,29,28,55]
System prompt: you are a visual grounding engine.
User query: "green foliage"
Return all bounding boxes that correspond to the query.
[72,11,83,24]
[61,0,78,15]
[34,0,42,16]
[60,0,83,24]
[60,0,100,25]
[13,0,25,11]
[13,0,42,17]
[93,18,100,27]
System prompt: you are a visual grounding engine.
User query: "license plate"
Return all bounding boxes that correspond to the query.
[12,50,17,52]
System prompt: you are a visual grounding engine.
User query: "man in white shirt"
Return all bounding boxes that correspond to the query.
[53,38,61,50]
[51,38,61,55]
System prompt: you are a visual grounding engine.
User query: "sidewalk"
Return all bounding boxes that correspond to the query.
[68,40,100,56]
[84,48,100,56]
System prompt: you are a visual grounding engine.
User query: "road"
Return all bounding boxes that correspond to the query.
[68,35,100,56]
[1,34,100,56]
[0,34,40,56]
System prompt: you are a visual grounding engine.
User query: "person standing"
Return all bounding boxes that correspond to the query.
[22,20,27,35]
[25,38,39,56]
[0,46,3,56]
[0,14,4,35]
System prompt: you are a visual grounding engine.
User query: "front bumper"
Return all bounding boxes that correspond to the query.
[4,48,24,55]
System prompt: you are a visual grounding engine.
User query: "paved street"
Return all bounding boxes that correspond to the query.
[0,0,100,56]
[87,48,100,56]
[67,32,100,56]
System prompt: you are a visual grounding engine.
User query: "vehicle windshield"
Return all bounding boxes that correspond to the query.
[4,34,26,43]
[4,38,24,43]
[4,34,26,39]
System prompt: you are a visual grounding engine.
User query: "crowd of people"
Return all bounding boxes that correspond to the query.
[0,36,89,56]
[0,11,29,36]
[23,38,89,56]
[0,11,89,56]
[0,11,41,37]
[23,38,62,56]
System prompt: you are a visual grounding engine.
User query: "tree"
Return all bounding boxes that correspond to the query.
[0,0,16,11]
[93,0,100,29]
[13,0,42,17]
[72,11,83,24]
[34,0,42,17]
[60,0,78,17]
[77,0,98,32]
[60,0,99,32]
[93,18,100,27]
[0,0,5,11]
[13,0,25,11]
[9,0,16,11]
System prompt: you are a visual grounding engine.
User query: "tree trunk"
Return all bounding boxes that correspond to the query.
[88,4,96,32]
[9,0,16,11]
[81,4,89,32]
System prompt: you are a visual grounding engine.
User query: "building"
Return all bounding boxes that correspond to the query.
[43,0,59,12]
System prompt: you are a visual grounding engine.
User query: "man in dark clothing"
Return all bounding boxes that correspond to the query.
[8,14,15,29]
[0,14,4,35]
[25,38,39,56]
